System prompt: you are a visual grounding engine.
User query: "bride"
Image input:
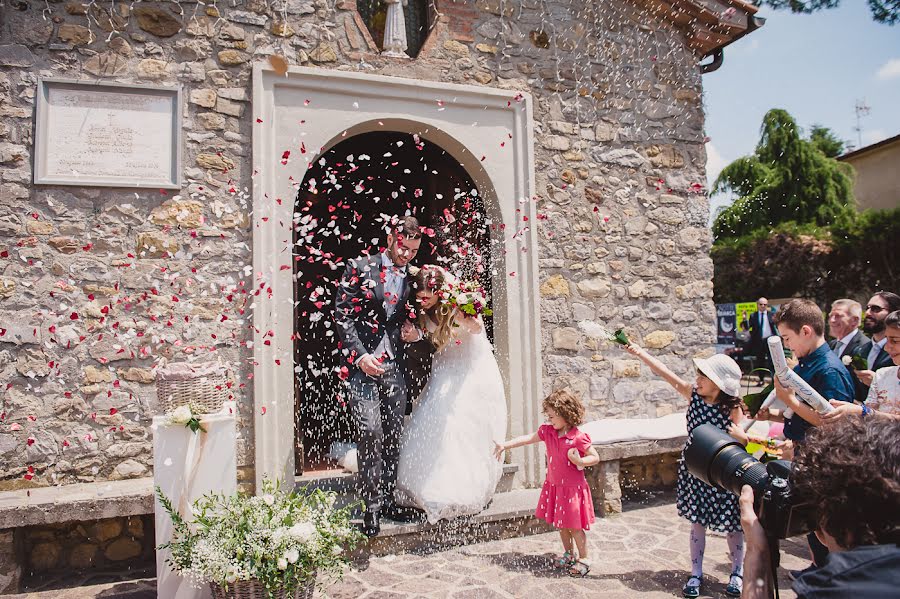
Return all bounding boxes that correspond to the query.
[394,265,508,523]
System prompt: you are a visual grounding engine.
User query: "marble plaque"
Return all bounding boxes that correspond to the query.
[35,79,182,188]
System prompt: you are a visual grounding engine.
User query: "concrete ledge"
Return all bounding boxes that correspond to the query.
[587,436,685,517]
[0,478,154,530]
[593,436,687,461]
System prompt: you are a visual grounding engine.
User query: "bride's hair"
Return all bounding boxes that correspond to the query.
[413,266,456,352]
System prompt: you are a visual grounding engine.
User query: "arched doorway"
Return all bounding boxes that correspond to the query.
[293,130,496,473]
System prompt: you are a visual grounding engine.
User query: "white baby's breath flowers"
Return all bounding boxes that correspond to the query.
[170,405,192,425]
[288,522,317,543]
[156,478,360,592]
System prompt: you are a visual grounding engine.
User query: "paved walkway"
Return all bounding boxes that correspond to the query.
[15,494,807,598]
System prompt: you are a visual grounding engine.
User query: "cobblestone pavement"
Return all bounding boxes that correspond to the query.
[17,494,807,598]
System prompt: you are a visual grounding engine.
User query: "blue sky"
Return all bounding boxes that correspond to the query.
[703,2,900,217]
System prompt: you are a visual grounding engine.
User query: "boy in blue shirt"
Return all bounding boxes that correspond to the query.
[756,298,855,577]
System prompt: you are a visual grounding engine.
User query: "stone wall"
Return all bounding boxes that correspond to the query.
[0,0,716,489]
[19,514,154,588]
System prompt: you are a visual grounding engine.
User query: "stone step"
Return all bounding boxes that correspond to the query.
[360,487,551,555]
[295,466,548,554]
[295,462,521,494]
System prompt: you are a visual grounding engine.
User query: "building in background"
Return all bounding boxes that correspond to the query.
[839,133,900,212]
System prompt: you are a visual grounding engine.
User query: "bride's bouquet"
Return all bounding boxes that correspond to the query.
[448,280,493,318]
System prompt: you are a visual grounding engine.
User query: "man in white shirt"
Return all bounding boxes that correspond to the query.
[827,299,868,359]
[853,292,900,402]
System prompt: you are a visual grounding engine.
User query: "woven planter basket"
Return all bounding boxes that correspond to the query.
[209,577,315,599]
[157,361,229,415]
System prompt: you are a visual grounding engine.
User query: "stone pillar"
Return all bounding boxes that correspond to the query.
[0,529,20,594]
[586,460,622,516]
[153,405,237,599]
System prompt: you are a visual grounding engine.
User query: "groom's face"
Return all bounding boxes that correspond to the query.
[386,233,421,267]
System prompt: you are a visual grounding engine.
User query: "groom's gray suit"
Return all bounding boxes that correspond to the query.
[334,252,413,515]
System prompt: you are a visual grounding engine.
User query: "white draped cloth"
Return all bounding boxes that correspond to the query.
[394,316,507,523]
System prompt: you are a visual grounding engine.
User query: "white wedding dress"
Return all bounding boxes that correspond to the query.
[394,317,507,523]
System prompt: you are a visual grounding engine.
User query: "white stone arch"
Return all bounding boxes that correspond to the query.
[251,65,543,491]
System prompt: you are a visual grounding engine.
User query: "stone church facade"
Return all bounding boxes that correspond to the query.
[0,0,760,559]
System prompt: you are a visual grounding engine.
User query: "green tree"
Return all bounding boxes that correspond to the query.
[711,109,856,240]
[809,125,845,158]
[752,0,899,25]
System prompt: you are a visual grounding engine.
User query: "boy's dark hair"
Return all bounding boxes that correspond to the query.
[886,310,900,330]
[773,298,825,337]
[543,389,585,428]
[390,215,422,240]
[873,291,900,314]
[794,417,900,548]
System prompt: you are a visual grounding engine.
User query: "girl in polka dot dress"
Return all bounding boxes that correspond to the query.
[626,343,747,598]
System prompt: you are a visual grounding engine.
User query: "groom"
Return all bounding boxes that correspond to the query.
[334,215,427,536]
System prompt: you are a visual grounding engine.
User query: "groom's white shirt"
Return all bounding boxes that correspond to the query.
[368,252,406,361]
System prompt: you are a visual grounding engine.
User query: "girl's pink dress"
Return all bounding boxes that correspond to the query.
[535,423,596,530]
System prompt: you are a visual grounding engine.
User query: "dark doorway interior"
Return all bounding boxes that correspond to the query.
[293,130,493,474]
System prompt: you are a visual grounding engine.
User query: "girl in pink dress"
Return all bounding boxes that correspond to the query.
[494,390,599,577]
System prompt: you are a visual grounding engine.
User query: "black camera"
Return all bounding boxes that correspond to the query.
[684,423,812,539]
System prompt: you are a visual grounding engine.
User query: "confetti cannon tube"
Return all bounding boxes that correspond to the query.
[767,336,835,415]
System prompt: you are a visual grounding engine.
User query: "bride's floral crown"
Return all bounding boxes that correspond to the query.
[411,265,491,317]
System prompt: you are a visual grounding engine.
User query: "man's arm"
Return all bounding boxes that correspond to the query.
[739,486,774,599]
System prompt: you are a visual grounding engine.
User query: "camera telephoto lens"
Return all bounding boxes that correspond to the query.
[684,423,770,496]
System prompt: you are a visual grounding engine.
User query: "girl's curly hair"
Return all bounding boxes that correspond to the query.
[542,389,585,428]
[793,416,900,548]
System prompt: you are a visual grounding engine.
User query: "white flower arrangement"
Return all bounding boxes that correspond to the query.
[156,479,362,597]
[166,404,205,434]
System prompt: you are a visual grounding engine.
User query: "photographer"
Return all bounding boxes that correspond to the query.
[739,417,900,598]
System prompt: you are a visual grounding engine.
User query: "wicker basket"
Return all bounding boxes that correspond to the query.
[157,361,229,415]
[209,577,315,599]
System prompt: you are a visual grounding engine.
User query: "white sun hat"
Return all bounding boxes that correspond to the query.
[692,353,742,397]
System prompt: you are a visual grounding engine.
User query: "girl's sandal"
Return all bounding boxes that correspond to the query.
[569,559,591,578]
[556,551,576,568]
[725,572,743,597]
[682,575,702,598]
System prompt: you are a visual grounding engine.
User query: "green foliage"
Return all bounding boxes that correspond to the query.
[155,480,363,598]
[712,207,900,303]
[712,109,856,241]
[809,125,845,158]
[752,0,899,25]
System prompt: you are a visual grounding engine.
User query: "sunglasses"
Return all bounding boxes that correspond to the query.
[866,305,887,313]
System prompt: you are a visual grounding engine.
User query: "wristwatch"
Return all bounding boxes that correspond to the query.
[861,404,872,417]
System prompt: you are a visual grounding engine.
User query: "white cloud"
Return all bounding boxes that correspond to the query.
[705,142,728,188]
[861,128,888,146]
[876,58,900,81]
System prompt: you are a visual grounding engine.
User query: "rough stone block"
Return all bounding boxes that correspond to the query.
[613,360,641,378]
[552,327,581,351]
[215,97,244,117]
[539,274,570,297]
[189,88,217,108]
[577,277,610,298]
[643,330,676,349]
[150,199,204,228]
[0,44,35,68]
